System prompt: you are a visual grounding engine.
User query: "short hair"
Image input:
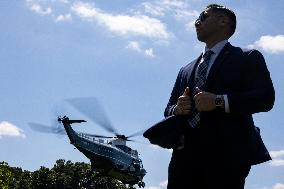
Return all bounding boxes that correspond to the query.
[206,4,236,37]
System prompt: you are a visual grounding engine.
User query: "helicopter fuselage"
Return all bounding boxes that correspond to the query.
[60,117,146,186]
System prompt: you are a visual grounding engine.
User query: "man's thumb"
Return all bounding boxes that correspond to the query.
[182,87,190,96]
[195,87,202,93]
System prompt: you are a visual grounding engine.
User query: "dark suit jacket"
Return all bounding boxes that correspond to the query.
[164,43,275,165]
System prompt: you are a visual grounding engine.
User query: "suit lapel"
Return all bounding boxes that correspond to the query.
[205,43,232,88]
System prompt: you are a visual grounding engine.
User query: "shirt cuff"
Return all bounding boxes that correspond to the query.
[171,105,177,115]
[223,95,230,113]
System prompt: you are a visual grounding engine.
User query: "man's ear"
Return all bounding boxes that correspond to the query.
[219,16,230,27]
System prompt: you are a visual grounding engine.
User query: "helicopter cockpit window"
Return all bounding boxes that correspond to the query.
[139,160,143,167]
[133,162,140,169]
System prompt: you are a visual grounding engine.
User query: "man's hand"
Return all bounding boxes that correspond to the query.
[193,87,217,111]
[174,87,192,115]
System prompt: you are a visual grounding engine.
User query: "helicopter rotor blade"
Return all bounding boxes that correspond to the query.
[28,122,66,135]
[124,138,146,143]
[125,139,136,142]
[126,129,145,139]
[66,97,118,135]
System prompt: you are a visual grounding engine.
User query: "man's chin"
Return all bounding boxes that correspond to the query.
[197,35,205,42]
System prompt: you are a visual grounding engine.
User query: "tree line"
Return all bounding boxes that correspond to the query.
[0,159,136,189]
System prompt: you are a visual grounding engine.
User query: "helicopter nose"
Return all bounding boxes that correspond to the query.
[140,168,147,176]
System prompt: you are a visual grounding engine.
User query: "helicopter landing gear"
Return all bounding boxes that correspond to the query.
[138,181,145,188]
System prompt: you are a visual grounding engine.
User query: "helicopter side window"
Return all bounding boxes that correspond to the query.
[132,150,138,156]
[115,145,132,154]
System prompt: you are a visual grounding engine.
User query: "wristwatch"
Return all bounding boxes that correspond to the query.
[215,95,225,108]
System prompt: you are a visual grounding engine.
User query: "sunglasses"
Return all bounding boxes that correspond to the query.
[196,11,209,23]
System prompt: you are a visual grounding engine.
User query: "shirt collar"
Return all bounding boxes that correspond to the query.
[203,40,228,56]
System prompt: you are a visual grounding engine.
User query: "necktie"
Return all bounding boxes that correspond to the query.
[189,50,214,128]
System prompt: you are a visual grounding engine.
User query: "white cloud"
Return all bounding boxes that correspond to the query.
[248,35,284,54]
[126,41,156,57]
[58,0,69,3]
[145,48,155,57]
[72,2,171,40]
[0,121,25,138]
[139,0,198,34]
[186,20,196,32]
[270,159,284,166]
[270,150,284,158]
[159,180,168,188]
[161,0,184,7]
[55,14,72,22]
[254,183,284,189]
[126,41,142,52]
[71,2,96,18]
[142,2,165,17]
[141,0,198,19]
[29,3,52,15]
[269,150,284,166]
[26,0,200,57]
[273,183,284,189]
[26,0,71,22]
[145,180,168,189]
[175,9,199,20]
[158,0,186,10]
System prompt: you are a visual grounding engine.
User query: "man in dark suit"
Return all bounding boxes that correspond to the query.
[164,4,275,189]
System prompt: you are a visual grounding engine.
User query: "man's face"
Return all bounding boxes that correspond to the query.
[195,9,223,42]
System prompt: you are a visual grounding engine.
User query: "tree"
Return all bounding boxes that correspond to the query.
[0,160,136,189]
[9,166,32,189]
[0,162,12,189]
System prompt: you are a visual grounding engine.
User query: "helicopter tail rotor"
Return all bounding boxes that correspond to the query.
[28,122,66,135]
[29,102,70,136]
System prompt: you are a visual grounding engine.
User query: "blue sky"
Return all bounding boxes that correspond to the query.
[0,0,284,188]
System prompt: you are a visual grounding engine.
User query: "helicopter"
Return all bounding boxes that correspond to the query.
[29,97,146,188]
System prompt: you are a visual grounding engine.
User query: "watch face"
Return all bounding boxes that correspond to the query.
[215,97,223,106]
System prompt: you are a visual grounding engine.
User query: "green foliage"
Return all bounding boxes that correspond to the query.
[0,162,13,189]
[0,160,136,189]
